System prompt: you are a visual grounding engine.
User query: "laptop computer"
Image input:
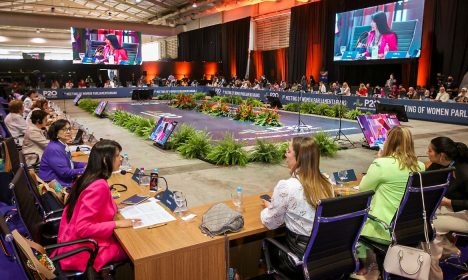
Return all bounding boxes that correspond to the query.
[72,129,84,145]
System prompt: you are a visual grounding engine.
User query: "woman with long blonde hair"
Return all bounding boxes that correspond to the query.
[357,126,425,275]
[260,136,333,276]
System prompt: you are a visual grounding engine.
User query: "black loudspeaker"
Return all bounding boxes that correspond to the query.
[208,90,217,97]
[131,89,154,100]
[267,96,282,109]
[376,103,408,122]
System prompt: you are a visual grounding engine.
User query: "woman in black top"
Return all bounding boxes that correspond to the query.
[426,137,468,280]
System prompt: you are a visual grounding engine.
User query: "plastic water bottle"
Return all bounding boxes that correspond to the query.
[138,167,145,185]
[121,153,130,170]
[384,43,390,58]
[371,45,379,59]
[234,186,243,209]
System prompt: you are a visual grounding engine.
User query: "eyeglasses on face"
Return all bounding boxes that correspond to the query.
[61,127,72,132]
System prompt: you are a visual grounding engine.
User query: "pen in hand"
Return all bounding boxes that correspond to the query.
[147,223,167,229]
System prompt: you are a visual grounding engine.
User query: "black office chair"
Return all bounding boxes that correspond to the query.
[263,190,374,280]
[0,210,99,279]
[9,164,62,245]
[441,231,468,278]
[1,138,21,174]
[122,42,140,65]
[359,168,453,279]
[392,20,418,52]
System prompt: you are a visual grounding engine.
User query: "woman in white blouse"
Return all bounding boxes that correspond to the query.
[260,136,334,276]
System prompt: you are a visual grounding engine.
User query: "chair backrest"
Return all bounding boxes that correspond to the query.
[391,168,453,245]
[0,116,12,139]
[9,164,46,243]
[2,138,20,174]
[350,25,371,51]
[122,42,139,65]
[392,20,418,52]
[302,190,374,280]
[0,214,31,280]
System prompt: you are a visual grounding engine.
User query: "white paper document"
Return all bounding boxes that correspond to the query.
[119,200,176,229]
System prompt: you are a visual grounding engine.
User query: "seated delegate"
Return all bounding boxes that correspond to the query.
[357,126,425,275]
[22,110,50,165]
[52,139,138,272]
[4,100,28,139]
[38,119,86,186]
[426,137,468,280]
[260,136,334,277]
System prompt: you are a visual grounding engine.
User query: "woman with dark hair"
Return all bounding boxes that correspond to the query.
[52,140,137,272]
[260,136,334,277]
[26,99,50,123]
[426,137,468,280]
[101,34,128,65]
[38,119,86,186]
[22,110,49,164]
[364,11,398,58]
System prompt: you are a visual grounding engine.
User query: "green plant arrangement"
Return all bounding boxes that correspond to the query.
[172,93,196,110]
[210,96,222,102]
[277,142,289,158]
[283,103,300,112]
[249,139,284,164]
[344,108,363,120]
[155,93,177,100]
[207,133,249,166]
[193,92,206,100]
[254,107,282,127]
[221,95,243,105]
[245,97,264,108]
[177,130,212,159]
[196,100,214,113]
[111,110,131,126]
[314,103,334,117]
[233,101,256,122]
[208,100,230,117]
[300,102,317,114]
[78,98,100,113]
[134,117,156,138]
[169,124,197,149]
[313,131,339,157]
[331,104,348,118]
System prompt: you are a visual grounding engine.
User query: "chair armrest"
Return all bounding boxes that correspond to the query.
[23,152,40,165]
[50,247,94,262]
[452,232,468,239]
[44,209,63,220]
[368,214,390,230]
[263,238,303,266]
[44,239,98,253]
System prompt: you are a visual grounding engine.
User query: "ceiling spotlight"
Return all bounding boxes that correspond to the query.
[51,7,55,12]
[192,2,197,8]
[108,11,112,16]
[136,0,142,3]
[36,29,41,34]
[0,36,9,43]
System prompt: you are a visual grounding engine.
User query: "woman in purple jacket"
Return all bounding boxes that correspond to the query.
[38,119,86,186]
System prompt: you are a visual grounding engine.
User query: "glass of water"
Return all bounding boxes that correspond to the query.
[340,46,346,56]
[337,170,348,186]
[174,191,187,216]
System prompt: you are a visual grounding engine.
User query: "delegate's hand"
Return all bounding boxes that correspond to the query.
[440,197,452,209]
[262,199,271,208]
[115,218,141,228]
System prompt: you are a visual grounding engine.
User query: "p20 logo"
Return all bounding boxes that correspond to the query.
[42,90,58,98]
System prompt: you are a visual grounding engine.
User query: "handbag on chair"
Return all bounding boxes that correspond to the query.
[383,172,431,280]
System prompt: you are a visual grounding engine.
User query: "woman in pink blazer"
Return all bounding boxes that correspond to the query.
[53,140,138,272]
[364,11,398,58]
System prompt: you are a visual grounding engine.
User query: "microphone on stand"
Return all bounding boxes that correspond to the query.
[120,170,134,175]
[355,32,369,51]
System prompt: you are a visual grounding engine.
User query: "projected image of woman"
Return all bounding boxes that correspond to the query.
[364,11,398,59]
[100,34,128,64]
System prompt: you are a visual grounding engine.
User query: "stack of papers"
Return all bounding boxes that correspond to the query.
[119,199,176,229]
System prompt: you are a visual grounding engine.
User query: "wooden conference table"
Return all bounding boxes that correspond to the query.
[106,170,275,280]
[73,154,359,279]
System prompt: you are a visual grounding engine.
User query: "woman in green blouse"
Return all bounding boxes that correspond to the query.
[357,126,425,275]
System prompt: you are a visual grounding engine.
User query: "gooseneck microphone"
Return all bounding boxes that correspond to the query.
[120,170,134,175]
